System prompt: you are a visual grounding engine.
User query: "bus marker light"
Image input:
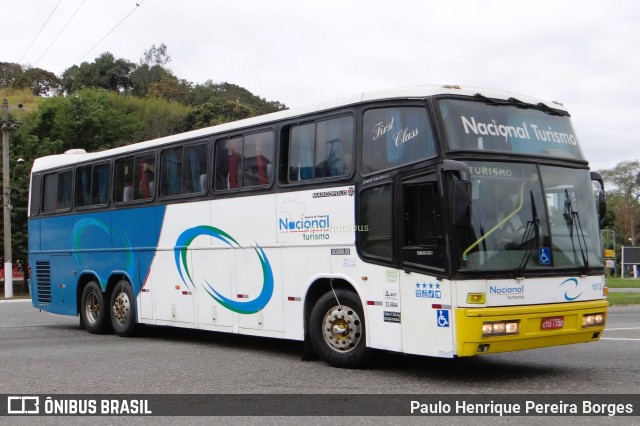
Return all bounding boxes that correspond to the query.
[287,296,301,302]
[174,285,180,290]
[366,301,382,306]
[467,293,486,304]
[603,287,609,296]
[432,304,442,309]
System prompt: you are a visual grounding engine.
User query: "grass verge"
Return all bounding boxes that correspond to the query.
[607,293,640,306]
[606,277,640,288]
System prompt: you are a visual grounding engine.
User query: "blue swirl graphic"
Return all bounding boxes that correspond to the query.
[174,226,274,314]
[72,218,135,287]
[560,278,583,301]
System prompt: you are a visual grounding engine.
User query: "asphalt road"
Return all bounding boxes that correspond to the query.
[1,299,638,425]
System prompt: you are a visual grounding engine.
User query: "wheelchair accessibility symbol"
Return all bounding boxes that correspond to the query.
[437,310,450,327]
[538,247,551,265]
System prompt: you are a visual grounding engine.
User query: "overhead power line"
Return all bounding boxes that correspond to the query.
[76,0,145,65]
[33,0,88,67]
[18,0,64,64]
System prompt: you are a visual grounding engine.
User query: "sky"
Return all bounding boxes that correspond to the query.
[3,0,639,172]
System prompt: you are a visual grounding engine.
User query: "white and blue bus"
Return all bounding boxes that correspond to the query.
[28,85,607,368]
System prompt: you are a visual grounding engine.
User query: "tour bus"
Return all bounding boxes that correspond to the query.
[28,85,607,368]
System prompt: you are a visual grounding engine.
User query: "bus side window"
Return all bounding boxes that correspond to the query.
[115,157,134,203]
[215,138,242,190]
[115,154,155,203]
[30,174,42,216]
[136,154,155,200]
[315,116,354,179]
[161,147,183,197]
[288,116,354,183]
[76,163,110,208]
[358,183,393,260]
[243,131,274,187]
[183,143,208,194]
[42,170,72,212]
[289,123,315,182]
[401,181,445,269]
[214,132,273,190]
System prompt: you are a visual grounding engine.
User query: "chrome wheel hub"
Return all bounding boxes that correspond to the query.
[321,304,362,353]
[112,291,131,326]
[85,292,100,325]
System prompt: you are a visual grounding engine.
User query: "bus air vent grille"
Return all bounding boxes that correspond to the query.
[35,261,52,304]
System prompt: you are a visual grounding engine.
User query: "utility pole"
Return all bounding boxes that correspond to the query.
[2,98,19,298]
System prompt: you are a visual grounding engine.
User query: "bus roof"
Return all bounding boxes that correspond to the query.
[31,84,569,173]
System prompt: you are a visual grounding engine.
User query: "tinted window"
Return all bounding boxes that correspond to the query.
[358,184,393,260]
[438,99,584,160]
[114,153,155,203]
[362,107,436,174]
[42,170,72,212]
[214,131,274,190]
[76,163,110,207]
[160,143,208,197]
[288,116,354,182]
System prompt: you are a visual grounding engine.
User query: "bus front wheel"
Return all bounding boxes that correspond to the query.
[309,289,371,368]
[80,281,110,334]
[110,280,137,337]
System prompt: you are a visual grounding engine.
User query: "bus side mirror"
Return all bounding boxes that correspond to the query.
[590,171,606,225]
[441,160,471,227]
[452,180,471,226]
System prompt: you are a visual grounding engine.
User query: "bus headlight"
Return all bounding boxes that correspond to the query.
[482,320,520,337]
[582,313,605,328]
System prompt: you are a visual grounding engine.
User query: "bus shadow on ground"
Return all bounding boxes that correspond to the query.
[130,323,567,381]
[367,350,566,383]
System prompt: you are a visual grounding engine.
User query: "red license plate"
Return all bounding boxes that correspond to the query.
[541,316,564,330]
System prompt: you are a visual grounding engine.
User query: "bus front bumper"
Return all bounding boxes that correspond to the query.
[455,300,608,357]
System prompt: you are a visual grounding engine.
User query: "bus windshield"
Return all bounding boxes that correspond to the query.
[457,161,604,274]
[438,98,585,161]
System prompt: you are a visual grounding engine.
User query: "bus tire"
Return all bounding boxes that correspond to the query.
[110,280,137,337]
[80,281,109,334]
[309,288,371,368]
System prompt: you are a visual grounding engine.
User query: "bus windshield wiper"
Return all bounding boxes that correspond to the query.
[474,93,502,106]
[508,97,566,116]
[514,191,540,277]
[563,189,590,272]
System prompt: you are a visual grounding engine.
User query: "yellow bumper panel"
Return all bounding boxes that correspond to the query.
[455,300,608,357]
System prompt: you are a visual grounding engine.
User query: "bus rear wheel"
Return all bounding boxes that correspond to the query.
[80,281,110,334]
[309,289,371,368]
[110,280,137,337]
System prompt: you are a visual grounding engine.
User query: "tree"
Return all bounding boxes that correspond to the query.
[61,53,135,93]
[11,67,61,95]
[0,62,23,88]
[600,160,640,200]
[599,160,640,246]
[129,64,173,97]
[146,76,191,103]
[140,43,171,67]
[18,88,143,153]
[187,100,254,129]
